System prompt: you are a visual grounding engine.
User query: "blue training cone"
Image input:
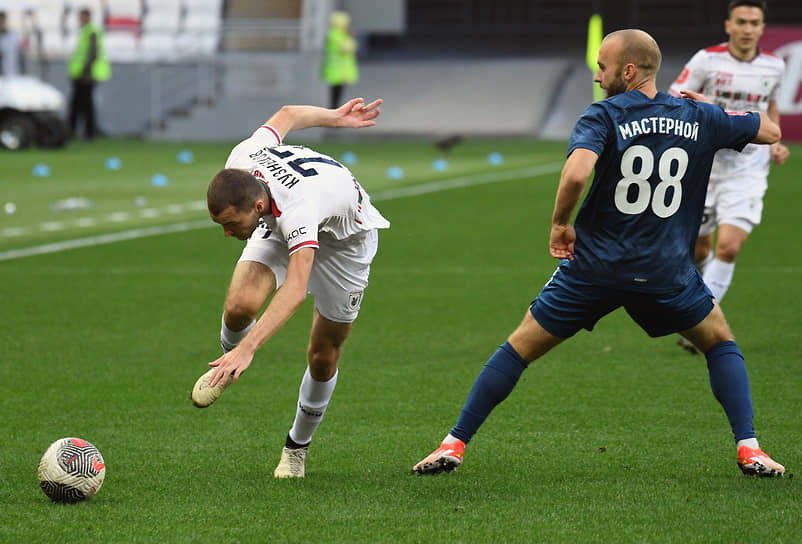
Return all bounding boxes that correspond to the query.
[487,152,504,165]
[32,163,51,177]
[432,158,449,172]
[386,166,404,180]
[177,150,194,164]
[151,173,169,187]
[105,156,122,170]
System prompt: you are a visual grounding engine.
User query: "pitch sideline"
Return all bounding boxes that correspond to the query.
[0,163,563,262]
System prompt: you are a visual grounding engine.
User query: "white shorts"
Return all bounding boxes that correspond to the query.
[238,226,379,323]
[698,175,767,237]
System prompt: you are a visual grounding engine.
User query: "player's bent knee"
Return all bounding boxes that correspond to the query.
[224,296,261,325]
[714,244,740,263]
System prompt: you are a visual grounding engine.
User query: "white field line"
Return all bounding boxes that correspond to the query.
[0,163,563,262]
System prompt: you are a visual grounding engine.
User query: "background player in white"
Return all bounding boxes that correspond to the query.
[668,0,789,353]
[191,98,389,479]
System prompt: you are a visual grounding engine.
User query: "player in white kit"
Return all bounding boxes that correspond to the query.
[190,98,390,478]
[668,0,789,354]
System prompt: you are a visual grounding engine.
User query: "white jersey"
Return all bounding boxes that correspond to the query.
[225,125,390,255]
[668,43,785,180]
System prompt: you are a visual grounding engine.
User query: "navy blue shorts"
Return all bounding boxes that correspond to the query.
[530,264,714,338]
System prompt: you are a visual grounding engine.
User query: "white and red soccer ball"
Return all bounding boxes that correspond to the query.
[37,437,106,503]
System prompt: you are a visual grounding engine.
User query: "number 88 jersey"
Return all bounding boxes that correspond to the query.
[564,90,758,292]
[225,125,390,255]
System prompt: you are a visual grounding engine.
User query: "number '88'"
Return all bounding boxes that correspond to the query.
[614,145,688,218]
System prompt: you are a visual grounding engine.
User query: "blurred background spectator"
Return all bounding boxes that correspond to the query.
[322,10,358,109]
[0,10,24,75]
[67,6,110,140]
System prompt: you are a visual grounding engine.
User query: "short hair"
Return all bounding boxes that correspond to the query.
[79,7,91,17]
[207,169,265,216]
[607,29,662,76]
[727,0,766,17]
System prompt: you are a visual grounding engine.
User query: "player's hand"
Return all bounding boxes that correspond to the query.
[207,346,254,386]
[334,97,382,128]
[679,90,710,104]
[770,142,789,165]
[550,224,576,260]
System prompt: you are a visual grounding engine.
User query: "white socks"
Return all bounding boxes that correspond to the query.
[703,258,735,302]
[289,367,338,446]
[737,438,759,450]
[220,315,256,353]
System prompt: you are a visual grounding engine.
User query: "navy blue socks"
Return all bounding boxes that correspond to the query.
[450,342,529,443]
[706,340,755,442]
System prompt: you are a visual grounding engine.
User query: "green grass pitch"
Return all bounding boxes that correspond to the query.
[1,137,801,543]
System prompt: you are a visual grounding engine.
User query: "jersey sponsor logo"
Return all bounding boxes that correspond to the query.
[675,67,690,85]
[715,71,733,86]
[286,226,307,242]
[250,168,265,180]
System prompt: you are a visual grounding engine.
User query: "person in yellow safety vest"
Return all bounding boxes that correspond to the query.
[322,11,358,109]
[67,7,110,140]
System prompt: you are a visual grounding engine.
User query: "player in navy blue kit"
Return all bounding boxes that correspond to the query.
[413,29,785,477]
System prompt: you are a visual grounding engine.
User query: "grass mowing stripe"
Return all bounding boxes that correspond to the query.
[371,162,563,200]
[0,164,562,262]
[0,220,213,261]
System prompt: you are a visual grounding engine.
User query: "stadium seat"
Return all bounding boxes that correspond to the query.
[141,0,182,34]
[139,32,178,62]
[104,31,140,62]
[104,0,143,35]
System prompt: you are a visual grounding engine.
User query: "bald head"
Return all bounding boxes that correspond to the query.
[603,29,662,77]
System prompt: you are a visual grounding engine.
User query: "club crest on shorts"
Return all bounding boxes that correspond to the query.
[348,291,363,309]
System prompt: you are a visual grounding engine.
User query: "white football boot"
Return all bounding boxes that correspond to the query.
[274,446,308,478]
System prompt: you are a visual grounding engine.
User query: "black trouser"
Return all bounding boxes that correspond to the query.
[329,84,344,109]
[68,80,96,139]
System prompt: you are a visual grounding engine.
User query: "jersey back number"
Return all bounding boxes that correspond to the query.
[614,145,688,218]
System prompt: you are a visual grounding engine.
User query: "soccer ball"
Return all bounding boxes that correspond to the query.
[37,437,106,503]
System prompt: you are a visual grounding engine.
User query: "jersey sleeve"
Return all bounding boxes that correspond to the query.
[276,203,320,255]
[567,102,609,157]
[224,124,283,169]
[706,104,760,152]
[250,125,282,147]
[667,49,708,97]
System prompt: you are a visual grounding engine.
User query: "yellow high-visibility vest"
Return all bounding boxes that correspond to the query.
[322,28,358,85]
[68,23,111,82]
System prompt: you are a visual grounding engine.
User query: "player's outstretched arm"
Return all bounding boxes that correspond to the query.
[206,248,316,387]
[265,98,382,140]
[681,90,781,145]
